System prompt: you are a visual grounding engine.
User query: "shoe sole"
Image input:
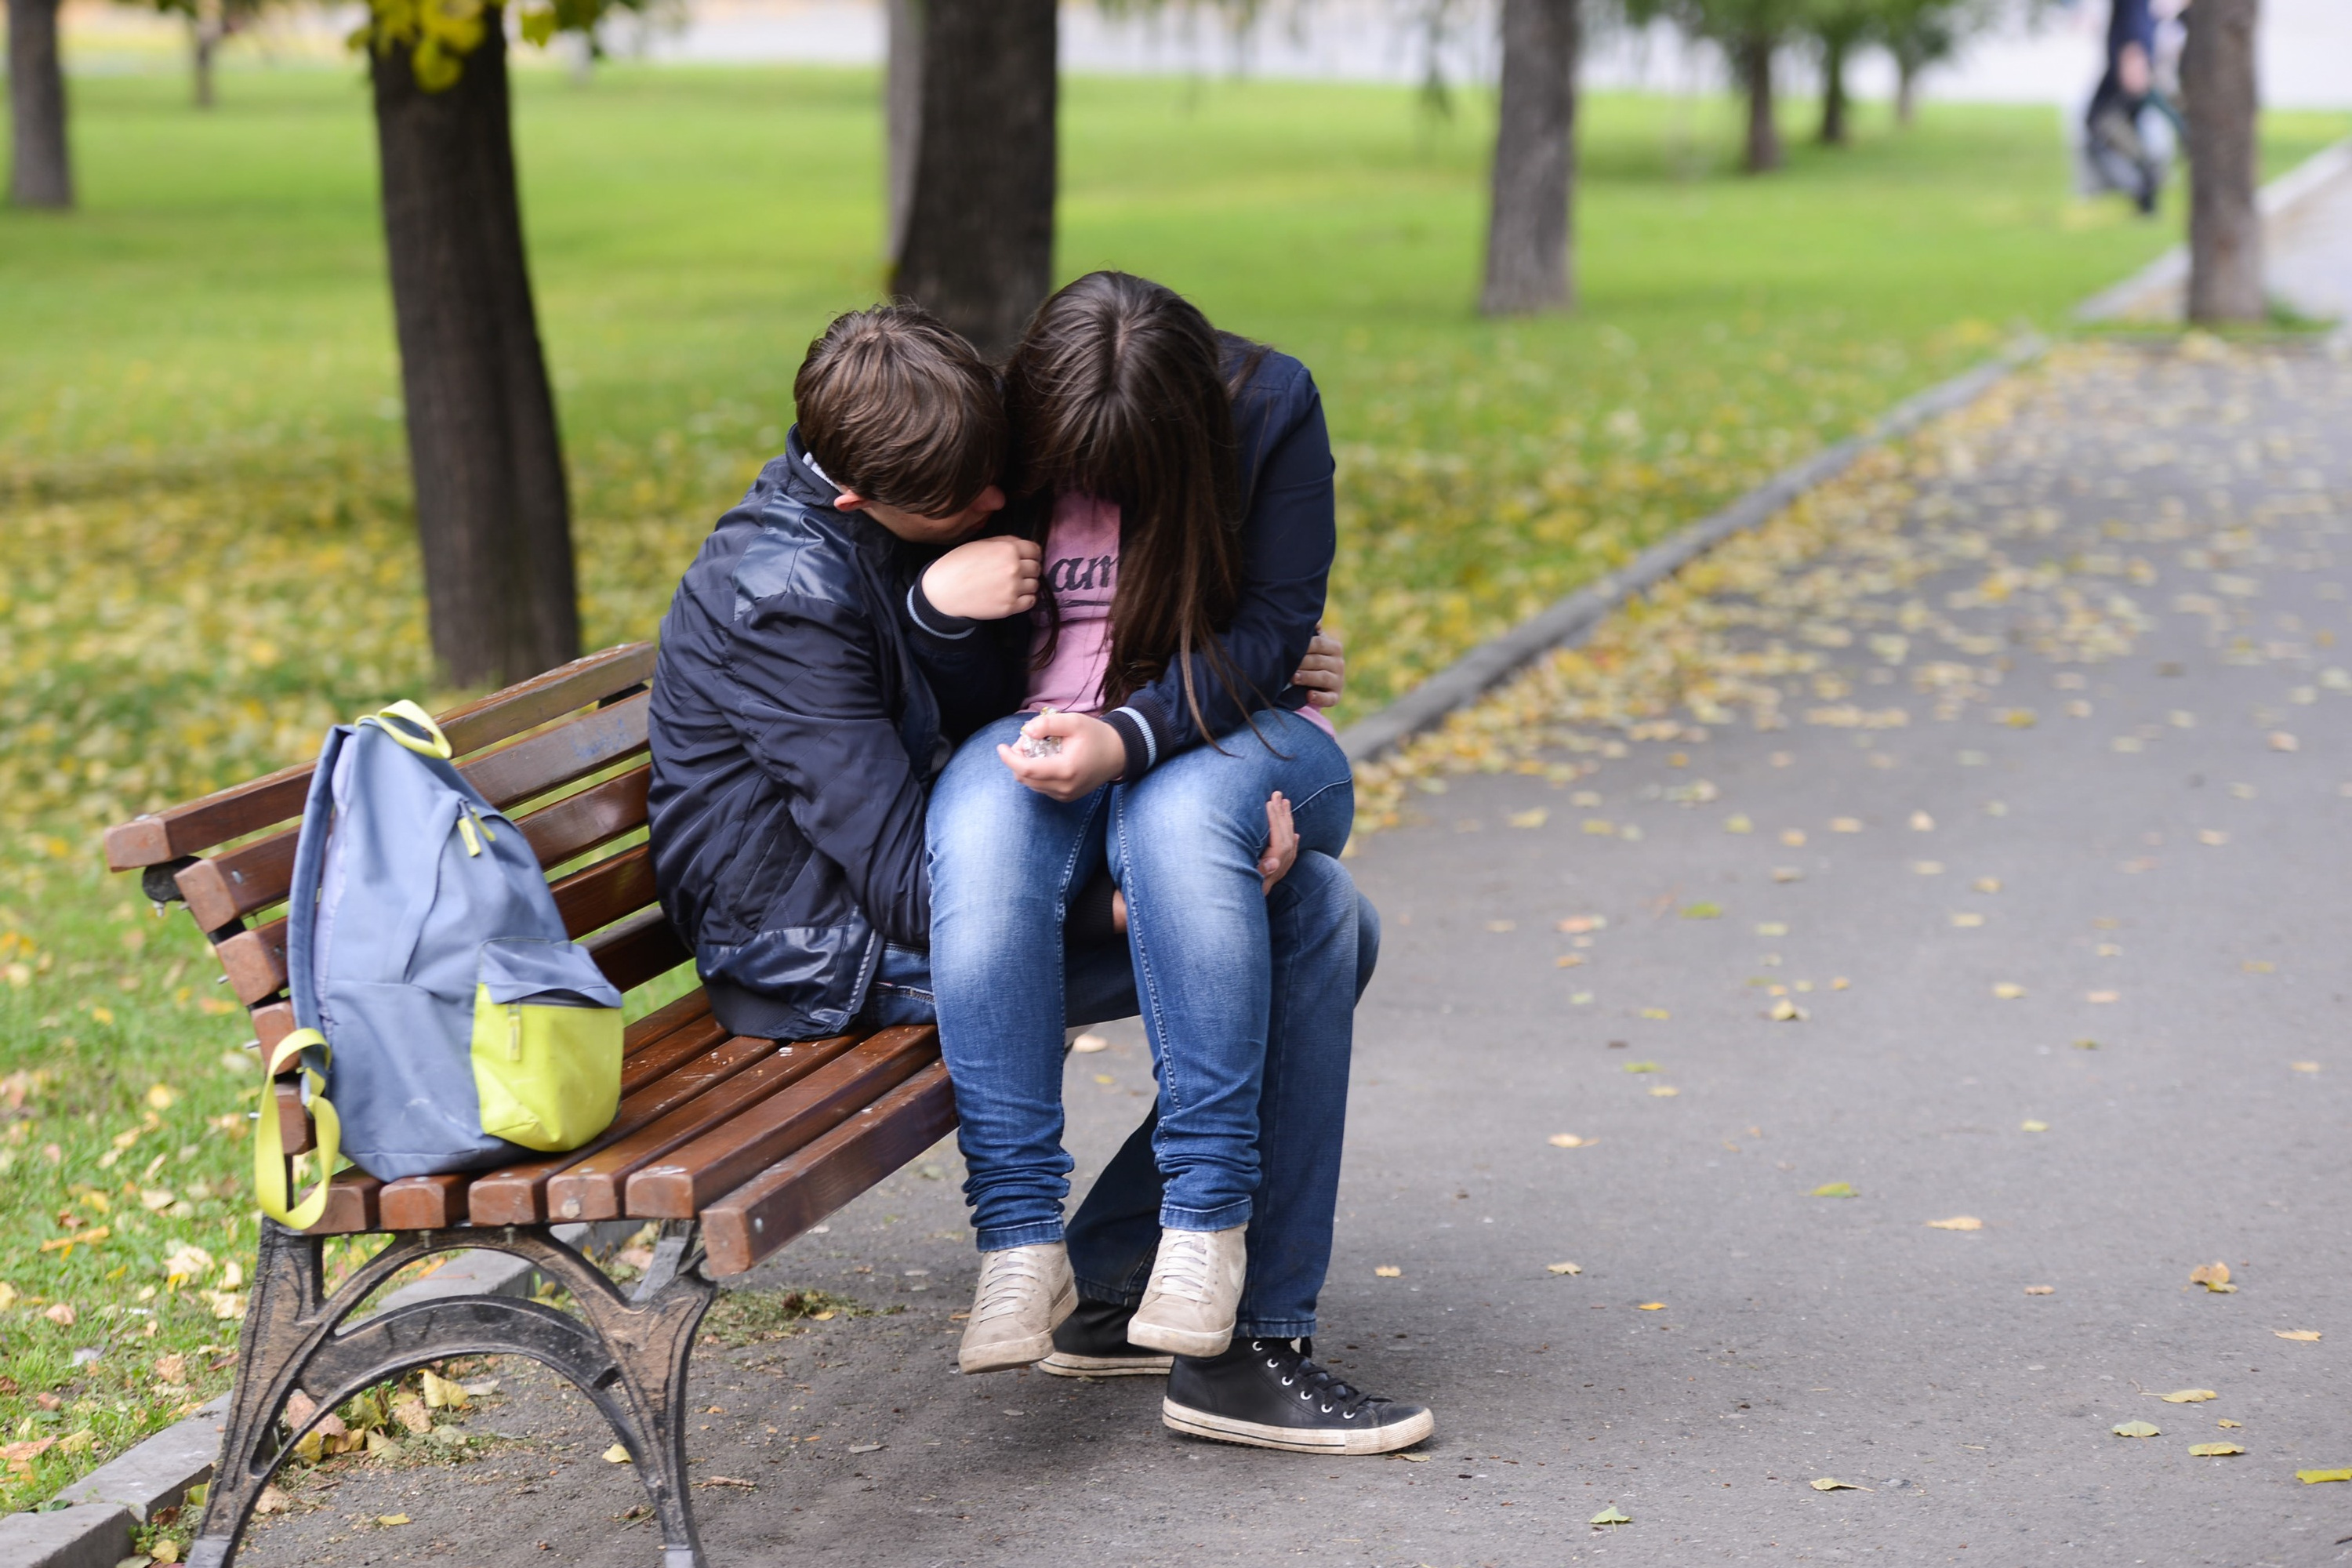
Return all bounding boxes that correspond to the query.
[1160,1397,1436,1456]
[1125,1317,1234,1358]
[958,1281,1077,1374]
[1038,1351,1174,1378]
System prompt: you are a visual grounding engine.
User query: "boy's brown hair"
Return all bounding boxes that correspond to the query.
[792,303,1006,518]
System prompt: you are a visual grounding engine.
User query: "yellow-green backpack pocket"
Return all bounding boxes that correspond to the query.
[471,938,623,1152]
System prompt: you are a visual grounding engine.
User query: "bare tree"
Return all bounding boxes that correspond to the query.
[2183,0,2263,322]
[1481,0,1581,315]
[7,0,73,207]
[1806,0,1874,146]
[890,0,1058,357]
[372,14,582,687]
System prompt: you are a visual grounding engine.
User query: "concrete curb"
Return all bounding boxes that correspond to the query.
[2074,136,2352,322]
[1337,337,2045,765]
[1,1220,639,1568]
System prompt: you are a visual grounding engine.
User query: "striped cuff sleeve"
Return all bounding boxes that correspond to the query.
[1103,706,1156,781]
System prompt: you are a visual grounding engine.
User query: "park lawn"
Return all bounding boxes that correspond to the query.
[1,56,2345,1510]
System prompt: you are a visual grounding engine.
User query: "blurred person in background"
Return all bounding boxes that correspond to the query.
[2084,0,2187,214]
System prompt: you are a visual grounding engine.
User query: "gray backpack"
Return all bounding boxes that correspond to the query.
[260,702,622,1224]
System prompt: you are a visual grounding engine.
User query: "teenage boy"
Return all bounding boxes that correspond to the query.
[647,303,1430,1453]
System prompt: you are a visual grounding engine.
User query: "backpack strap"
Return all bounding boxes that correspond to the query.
[264,722,353,1230]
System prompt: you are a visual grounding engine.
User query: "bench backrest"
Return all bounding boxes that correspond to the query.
[103,643,690,1059]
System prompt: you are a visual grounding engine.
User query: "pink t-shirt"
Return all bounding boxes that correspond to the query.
[1023,492,1336,737]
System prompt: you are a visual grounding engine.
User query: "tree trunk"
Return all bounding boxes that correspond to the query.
[7,0,73,208]
[1735,31,1781,173]
[192,18,218,110]
[1895,53,1918,126]
[372,15,582,688]
[2183,0,2263,323]
[1818,31,1849,146]
[884,0,922,263]
[1480,0,1579,316]
[891,0,1057,358]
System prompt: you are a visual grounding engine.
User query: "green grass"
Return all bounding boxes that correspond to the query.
[1,56,2344,1510]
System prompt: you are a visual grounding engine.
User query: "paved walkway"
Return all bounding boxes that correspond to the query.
[236,358,2352,1568]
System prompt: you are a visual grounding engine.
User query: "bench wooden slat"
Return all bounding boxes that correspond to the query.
[544,1034,862,1223]
[215,923,288,1007]
[553,843,658,942]
[702,1062,957,1278]
[623,1027,939,1219]
[303,1171,383,1236]
[620,1012,733,1094]
[104,644,655,871]
[466,1032,788,1227]
[378,1173,470,1231]
[621,989,715,1059]
[173,699,651,932]
[584,906,693,995]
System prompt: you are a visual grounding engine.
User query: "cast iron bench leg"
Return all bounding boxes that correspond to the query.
[190,1219,717,1568]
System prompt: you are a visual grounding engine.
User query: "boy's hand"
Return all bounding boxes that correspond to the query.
[998,710,1127,800]
[1291,627,1346,710]
[1258,792,1298,891]
[923,535,1041,622]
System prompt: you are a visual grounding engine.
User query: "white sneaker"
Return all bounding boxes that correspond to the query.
[957,1242,1077,1374]
[1127,1225,1247,1359]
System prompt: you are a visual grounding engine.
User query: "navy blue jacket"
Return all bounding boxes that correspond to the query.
[645,434,993,1040]
[910,341,1338,779]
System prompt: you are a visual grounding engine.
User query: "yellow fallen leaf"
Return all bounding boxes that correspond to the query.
[2020,1120,2049,1133]
[1830,818,1862,833]
[2217,1419,2242,1428]
[1396,1451,1428,1461]
[1809,1477,1864,1491]
[2187,1443,2244,1457]
[1831,977,1849,990]
[1991,982,2024,1000]
[151,1540,182,1564]
[2024,1285,2055,1295]
[603,1443,631,1463]
[1973,877,2002,893]
[1581,818,1616,836]
[2086,990,2119,1004]
[1547,1261,1582,1276]
[1374,1266,1402,1278]
[1555,953,1584,967]
[145,1083,178,1110]
[1590,1506,1631,1525]
[1681,902,1722,920]
[1069,1033,1109,1054]
[2111,1421,2161,1438]
[1780,829,1806,847]
[2268,731,2299,752]
[1639,1007,1671,1020]
[1724,815,1753,834]
[1909,811,1935,831]
[1769,998,1808,1022]
[2197,829,2229,846]
[1635,1302,1665,1311]
[419,1368,467,1410]
[810,1310,835,1321]
[2161,1389,2219,1403]
[2188,1261,2235,1293]
[1808,1182,1855,1198]
[43,1301,75,1325]
[1755,921,1788,936]
[1624,1061,1660,1073]
[1912,860,1945,875]
[2290,1061,2320,1073]
[2296,1468,2351,1483]
[1950,912,1985,927]
[1508,808,1548,829]
[1547,1134,1588,1148]
[1555,916,1604,934]
[1926,1216,1983,1231]
[1649,1085,1679,1098]
[2274,1330,2321,1341]
[376,1515,411,1527]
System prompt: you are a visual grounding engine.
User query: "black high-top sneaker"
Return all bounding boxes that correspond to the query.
[1037,1297,1175,1377]
[1163,1338,1435,1454]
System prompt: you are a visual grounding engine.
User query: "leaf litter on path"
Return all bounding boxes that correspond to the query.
[2189,1262,2237,1294]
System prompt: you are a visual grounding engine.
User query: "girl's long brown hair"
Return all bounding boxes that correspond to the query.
[1005,270,1261,736]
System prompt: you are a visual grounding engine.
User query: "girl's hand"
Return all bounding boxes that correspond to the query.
[1292,627,1345,710]
[1258,792,1298,891]
[922,535,1042,622]
[998,710,1127,800]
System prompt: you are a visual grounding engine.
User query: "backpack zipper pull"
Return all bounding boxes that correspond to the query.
[508,1004,523,1062]
[474,808,498,844]
[457,815,482,858]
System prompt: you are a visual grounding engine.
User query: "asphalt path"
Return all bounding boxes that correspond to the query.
[238,343,2352,1567]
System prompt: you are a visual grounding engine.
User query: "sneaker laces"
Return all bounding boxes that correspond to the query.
[972,1250,1053,1325]
[1254,1337,1385,1420]
[1149,1229,1220,1305]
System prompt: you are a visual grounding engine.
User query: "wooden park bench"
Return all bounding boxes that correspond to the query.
[105,643,955,1568]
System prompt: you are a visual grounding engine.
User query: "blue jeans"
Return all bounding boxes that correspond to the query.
[923,708,1362,1335]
